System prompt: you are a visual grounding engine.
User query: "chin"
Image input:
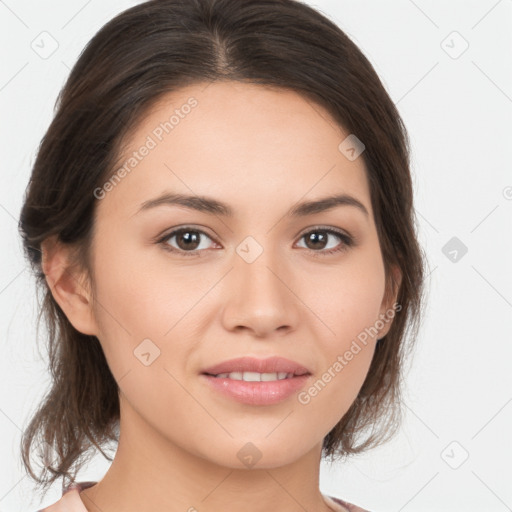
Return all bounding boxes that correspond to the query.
[194,437,312,470]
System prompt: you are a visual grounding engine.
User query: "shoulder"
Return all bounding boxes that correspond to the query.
[37,481,97,512]
[328,495,372,512]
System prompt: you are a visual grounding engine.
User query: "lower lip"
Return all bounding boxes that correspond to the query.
[200,374,311,405]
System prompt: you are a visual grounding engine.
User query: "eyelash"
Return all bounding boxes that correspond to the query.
[156,226,354,258]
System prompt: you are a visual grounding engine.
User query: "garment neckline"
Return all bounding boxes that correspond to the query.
[63,481,349,512]
[322,492,350,511]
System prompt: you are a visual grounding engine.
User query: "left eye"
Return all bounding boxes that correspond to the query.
[296,228,353,255]
[158,227,353,257]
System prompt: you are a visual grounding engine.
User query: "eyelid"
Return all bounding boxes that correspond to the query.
[295,224,353,241]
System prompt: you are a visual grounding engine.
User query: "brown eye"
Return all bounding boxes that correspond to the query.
[296,228,353,256]
[303,231,329,250]
[159,228,216,256]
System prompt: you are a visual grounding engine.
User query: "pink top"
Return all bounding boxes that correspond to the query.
[37,481,371,512]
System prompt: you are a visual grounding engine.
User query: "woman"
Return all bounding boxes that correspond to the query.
[19,1,426,511]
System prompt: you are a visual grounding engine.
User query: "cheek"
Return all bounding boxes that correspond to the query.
[89,236,162,373]
[89,261,195,433]
[89,235,207,395]
[297,324,378,437]
[297,251,385,412]
[306,253,386,343]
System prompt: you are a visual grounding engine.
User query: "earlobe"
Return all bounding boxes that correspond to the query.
[41,235,98,336]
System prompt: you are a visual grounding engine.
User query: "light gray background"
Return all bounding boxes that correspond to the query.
[1,1,511,511]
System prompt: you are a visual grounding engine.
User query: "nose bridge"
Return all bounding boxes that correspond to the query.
[222,233,299,335]
[236,233,288,302]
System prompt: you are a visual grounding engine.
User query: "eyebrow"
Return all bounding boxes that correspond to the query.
[135,191,369,219]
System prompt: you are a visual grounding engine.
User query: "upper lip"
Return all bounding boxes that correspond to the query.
[202,356,311,376]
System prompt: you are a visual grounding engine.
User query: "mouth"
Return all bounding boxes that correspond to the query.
[200,356,312,405]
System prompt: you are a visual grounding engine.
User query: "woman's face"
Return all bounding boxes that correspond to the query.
[84,80,399,468]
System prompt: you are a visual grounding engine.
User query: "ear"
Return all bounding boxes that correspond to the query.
[376,264,402,339]
[41,235,98,336]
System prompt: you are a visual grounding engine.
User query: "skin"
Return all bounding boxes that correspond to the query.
[42,80,401,512]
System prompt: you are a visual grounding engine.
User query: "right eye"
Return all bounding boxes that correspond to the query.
[157,227,218,257]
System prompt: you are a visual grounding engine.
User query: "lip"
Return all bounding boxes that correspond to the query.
[201,373,311,405]
[201,356,311,376]
[200,356,312,406]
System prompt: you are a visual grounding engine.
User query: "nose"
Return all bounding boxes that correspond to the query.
[220,245,301,338]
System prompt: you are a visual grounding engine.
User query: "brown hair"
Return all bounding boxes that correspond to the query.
[18,0,427,497]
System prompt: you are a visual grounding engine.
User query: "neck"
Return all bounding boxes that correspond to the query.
[80,395,338,512]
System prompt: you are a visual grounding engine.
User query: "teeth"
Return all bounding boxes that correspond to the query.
[214,371,294,381]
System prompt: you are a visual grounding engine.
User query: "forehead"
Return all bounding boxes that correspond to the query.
[96,80,372,222]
